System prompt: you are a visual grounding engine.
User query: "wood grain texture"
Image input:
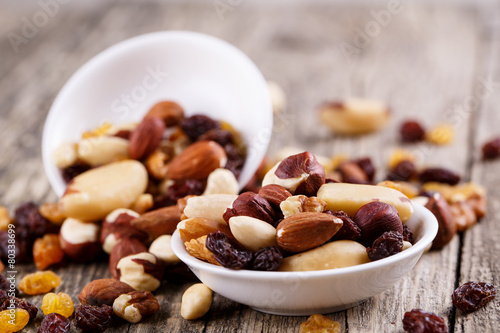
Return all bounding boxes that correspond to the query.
[0,1,498,332]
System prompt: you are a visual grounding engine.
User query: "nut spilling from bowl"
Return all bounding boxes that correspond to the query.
[178,151,416,272]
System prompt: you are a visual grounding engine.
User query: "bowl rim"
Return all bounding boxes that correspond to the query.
[42,30,272,197]
[171,203,438,279]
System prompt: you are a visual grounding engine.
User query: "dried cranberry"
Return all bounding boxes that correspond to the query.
[180,114,220,141]
[354,157,376,182]
[387,160,416,182]
[400,120,426,143]
[15,202,58,237]
[0,297,38,320]
[199,129,235,146]
[206,231,253,269]
[402,309,447,333]
[402,224,414,244]
[154,179,206,209]
[38,313,71,333]
[482,137,500,160]
[60,161,91,183]
[367,231,403,261]
[326,210,361,241]
[74,304,113,332]
[419,167,460,185]
[252,247,283,271]
[452,281,496,313]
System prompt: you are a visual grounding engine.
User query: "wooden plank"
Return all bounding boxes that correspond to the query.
[454,5,500,331]
[0,1,498,332]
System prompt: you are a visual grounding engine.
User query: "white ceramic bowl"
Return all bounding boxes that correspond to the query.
[171,204,438,316]
[42,31,273,197]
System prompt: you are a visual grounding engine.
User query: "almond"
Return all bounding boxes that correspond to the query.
[129,117,165,160]
[167,141,227,180]
[130,206,181,241]
[276,212,343,253]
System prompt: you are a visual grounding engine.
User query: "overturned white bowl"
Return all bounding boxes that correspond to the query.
[42,31,272,197]
[172,204,438,316]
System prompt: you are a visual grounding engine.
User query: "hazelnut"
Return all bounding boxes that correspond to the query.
[337,161,369,184]
[222,192,275,224]
[353,201,403,247]
[59,218,101,262]
[79,279,135,306]
[425,193,457,249]
[130,206,181,241]
[258,184,292,208]
[109,238,148,279]
[100,208,146,254]
[262,152,325,196]
[113,291,160,323]
[144,101,185,127]
[149,235,180,266]
[116,252,163,291]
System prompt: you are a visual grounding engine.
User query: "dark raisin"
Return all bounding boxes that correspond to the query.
[0,274,18,295]
[325,210,361,241]
[482,137,500,160]
[400,120,426,143]
[154,179,206,209]
[206,231,253,269]
[402,224,414,244]
[38,313,71,333]
[387,160,416,182]
[354,157,376,182]
[452,281,496,313]
[15,202,59,238]
[223,192,275,224]
[402,309,447,333]
[199,129,235,146]
[0,227,33,264]
[60,161,91,183]
[0,297,38,320]
[74,304,113,332]
[419,168,460,185]
[224,143,245,179]
[0,290,7,304]
[252,247,283,271]
[366,231,403,261]
[180,114,220,141]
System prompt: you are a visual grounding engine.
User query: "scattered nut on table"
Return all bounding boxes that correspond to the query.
[181,283,213,320]
[113,290,160,323]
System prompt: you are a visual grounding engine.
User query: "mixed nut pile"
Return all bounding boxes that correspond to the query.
[0,96,499,332]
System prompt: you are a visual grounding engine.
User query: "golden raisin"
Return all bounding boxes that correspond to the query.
[300,314,341,333]
[39,203,66,225]
[81,122,113,139]
[0,207,13,231]
[18,271,61,295]
[426,124,454,145]
[33,234,65,270]
[388,149,416,169]
[42,292,74,318]
[0,308,30,333]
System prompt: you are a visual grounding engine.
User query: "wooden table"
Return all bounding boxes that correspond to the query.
[1,1,499,332]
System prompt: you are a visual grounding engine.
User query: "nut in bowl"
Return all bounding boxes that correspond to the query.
[171,203,437,315]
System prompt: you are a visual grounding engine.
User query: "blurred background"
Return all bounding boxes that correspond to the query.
[1,0,499,202]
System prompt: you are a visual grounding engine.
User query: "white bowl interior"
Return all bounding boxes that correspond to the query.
[171,204,438,315]
[42,31,273,196]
